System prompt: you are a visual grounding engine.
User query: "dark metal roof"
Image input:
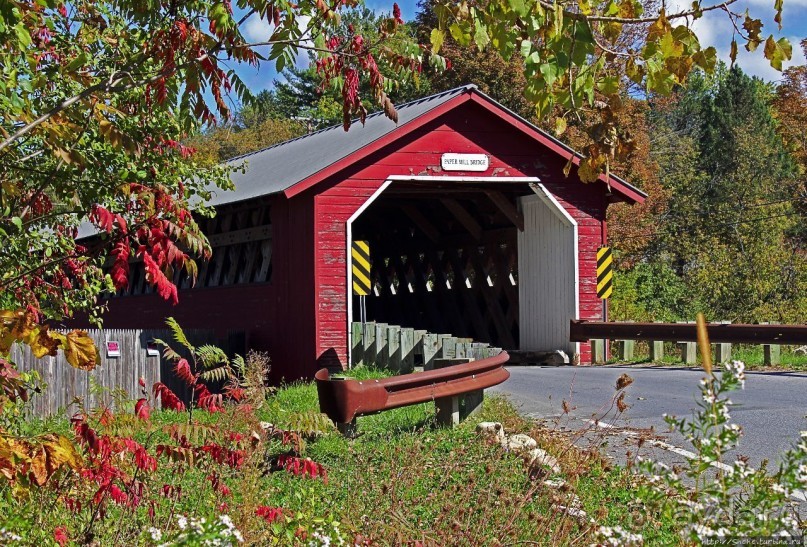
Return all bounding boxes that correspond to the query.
[78,84,646,238]
[208,85,475,206]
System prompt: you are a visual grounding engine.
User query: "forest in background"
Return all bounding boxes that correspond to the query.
[190,4,807,325]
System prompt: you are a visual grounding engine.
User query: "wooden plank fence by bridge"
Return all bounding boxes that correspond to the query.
[11,329,243,418]
[350,321,502,373]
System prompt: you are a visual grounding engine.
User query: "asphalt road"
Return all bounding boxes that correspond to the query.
[489,365,807,469]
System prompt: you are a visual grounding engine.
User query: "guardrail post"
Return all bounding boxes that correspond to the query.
[650,341,664,361]
[615,340,634,361]
[337,419,357,438]
[679,343,697,364]
[677,321,697,364]
[434,358,474,427]
[761,323,781,366]
[592,339,606,363]
[715,343,732,364]
[715,321,732,363]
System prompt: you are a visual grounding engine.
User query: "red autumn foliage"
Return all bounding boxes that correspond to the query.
[140,252,178,305]
[276,455,327,482]
[153,382,186,412]
[173,358,195,386]
[53,526,69,546]
[256,505,286,523]
[110,240,130,291]
[134,398,150,420]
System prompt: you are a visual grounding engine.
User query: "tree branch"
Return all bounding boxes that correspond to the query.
[537,0,739,23]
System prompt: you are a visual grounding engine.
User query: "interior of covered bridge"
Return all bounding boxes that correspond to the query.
[350,179,537,351]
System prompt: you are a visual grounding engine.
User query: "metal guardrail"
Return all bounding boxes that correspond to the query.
[570,320,807,345]
[315,351,510,425]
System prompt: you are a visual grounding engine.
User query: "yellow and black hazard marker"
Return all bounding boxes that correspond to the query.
[596,246,613,300]
[351,240,372,296]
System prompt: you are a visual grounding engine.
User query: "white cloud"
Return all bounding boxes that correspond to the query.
[242,13,275,43]
[734,34,807,81]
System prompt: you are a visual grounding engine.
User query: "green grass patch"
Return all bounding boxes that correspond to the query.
[1,370,678,545]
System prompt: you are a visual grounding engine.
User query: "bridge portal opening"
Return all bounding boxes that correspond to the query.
[347,177,578,357]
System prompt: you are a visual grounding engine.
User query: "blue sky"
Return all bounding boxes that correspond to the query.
[231,0,807,96]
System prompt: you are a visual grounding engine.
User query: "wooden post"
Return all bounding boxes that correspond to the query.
[678,321,697,365]
[422,333,440,370]
[400,328,415,373]
[433,358,474,427]
[679,342,697,365]
[592,339,606,364]
[387,325,401,373]
[441,337,457,359]
[351,322,364,368]
[649,341,664,361]
[764,344,781,366]
[761,322,781,366]
[375,323,388,369]
[615,340,634,361]
[715,321,732,364]
[362,322,376,366]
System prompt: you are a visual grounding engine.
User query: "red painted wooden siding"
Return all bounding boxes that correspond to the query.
[310,101,607,369]
[91,194,319,383]
[95,99,616,379]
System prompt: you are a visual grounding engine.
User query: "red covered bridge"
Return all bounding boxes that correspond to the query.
[94,85,645,381]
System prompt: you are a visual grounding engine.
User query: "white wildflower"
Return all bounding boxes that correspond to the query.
[724,360,746,388]
[772,483,789,495]
[595,525,643,546]
[798,464,807,485]
[0,529,22,542]
[148,527,163,541]
[177,516,188,530]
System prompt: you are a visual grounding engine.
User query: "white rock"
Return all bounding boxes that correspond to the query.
[794,345,807,356]
[542,478,566,489]
[476,422,505,442]
[528,448,561,474]
[505,433,538,452]
[553,505,591,523]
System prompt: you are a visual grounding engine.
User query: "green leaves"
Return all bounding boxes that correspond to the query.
[764,35,792,71]
[430,28,445,54]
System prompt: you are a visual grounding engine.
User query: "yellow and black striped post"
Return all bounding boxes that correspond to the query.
[351,240,371,296]
[596,246,613,300]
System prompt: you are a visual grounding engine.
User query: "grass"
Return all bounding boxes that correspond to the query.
[1,369,679,545]
[254,376,678,545]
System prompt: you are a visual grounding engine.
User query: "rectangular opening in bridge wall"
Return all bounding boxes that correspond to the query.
[113,199,273,297]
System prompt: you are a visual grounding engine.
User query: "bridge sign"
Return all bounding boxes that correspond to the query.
[596,246,613,299]
[351,240,371,296]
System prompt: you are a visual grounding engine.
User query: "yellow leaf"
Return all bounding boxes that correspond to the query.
[60,330,99,370]
[578,157,602,183]
[29,445,48,486]
[555,117,567,136]
[28,326,60,358]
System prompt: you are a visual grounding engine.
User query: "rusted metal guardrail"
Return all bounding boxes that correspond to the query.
[570,320,807,345]
[315,351,510,430]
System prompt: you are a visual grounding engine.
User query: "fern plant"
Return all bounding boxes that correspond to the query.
[152,318,245,423]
